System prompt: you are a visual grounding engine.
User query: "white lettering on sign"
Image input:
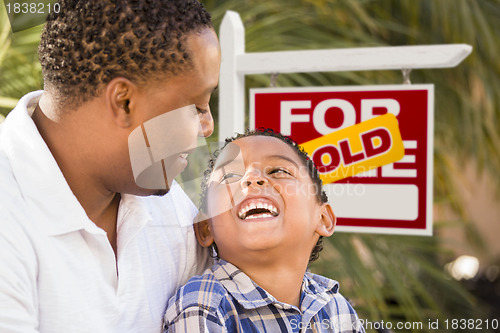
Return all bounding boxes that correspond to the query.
[280,98,401,135]
[381,140,418,178]
[313,99,356,134]
[353,140,418,179]
[280,101,311,135]
[361,99,400,121]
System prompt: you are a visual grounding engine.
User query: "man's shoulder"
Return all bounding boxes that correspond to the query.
[0,142,25,216]
[0,91,42,214]
[0,148,37,260]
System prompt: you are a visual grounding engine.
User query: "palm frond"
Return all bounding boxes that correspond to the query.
[0,0,43,116]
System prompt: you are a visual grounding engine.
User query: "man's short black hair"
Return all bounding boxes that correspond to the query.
[200,128,329,263]
[38,0,212,109]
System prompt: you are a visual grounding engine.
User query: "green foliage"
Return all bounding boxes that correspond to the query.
[0,0,43,117]
[310,232,485,331]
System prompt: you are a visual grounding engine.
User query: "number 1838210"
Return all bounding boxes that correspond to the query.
[444,319,498,330]
[5,2,60,14]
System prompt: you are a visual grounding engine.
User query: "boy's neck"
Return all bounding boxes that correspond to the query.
[234,258,309,308]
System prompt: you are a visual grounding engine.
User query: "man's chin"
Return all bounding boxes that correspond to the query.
[152,189,169,197]
[132,187,170,197]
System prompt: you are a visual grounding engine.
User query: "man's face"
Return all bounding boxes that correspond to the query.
[204,136,326,265]
[127,27,220,196]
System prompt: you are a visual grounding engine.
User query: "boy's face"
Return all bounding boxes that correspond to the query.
[197,136,335,265]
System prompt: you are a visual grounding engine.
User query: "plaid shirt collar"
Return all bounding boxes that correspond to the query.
[212,259,339,317]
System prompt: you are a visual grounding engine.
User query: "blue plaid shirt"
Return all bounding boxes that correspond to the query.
[164,260,364,332]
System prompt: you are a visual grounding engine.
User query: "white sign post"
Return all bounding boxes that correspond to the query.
[219,10,472,142]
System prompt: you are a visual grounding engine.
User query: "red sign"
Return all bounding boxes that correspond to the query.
[250,85,434,235]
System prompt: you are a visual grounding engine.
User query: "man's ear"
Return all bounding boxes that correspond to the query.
[193,213,214,248]
[105,77,136,128]
[315,203,336,237]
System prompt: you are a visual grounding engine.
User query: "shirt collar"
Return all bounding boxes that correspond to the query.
[1,91,152,236]
[116,193,153,248]
[212,259,339,314]
[300,271,339,321]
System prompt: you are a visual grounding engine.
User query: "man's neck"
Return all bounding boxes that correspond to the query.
[32,98,120,254]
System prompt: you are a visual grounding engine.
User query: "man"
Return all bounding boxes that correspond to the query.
[0,0,220,332]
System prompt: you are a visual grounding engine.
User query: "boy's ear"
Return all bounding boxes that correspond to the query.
[193,213,214,248]
[105,77,136,128]
[315,203,336,237]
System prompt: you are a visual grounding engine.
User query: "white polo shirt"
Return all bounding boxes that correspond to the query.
[0,91,209,333]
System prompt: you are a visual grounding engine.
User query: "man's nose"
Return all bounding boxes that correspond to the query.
[198,107,214,137]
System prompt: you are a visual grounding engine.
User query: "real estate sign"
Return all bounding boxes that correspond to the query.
[250,85,434,235]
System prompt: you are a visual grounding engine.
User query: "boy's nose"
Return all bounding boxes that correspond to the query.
[245,179,265,186]
[242,170,267,187]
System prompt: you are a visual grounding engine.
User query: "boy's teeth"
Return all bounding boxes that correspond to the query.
[246,213,273,219]
[238,200,279,219]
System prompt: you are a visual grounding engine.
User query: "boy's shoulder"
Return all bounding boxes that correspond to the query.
[167,265,228,315]
[304,271,340,293]
[303,272,363,331]
[165,259,265,320]
[303,271,356,309]
[302,271,355,309]
[164,260,242,330]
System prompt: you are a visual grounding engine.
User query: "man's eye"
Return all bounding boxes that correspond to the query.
[196,107,209,114]
[220,172,242,183]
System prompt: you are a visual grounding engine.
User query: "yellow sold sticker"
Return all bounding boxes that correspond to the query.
[300,113,405,184]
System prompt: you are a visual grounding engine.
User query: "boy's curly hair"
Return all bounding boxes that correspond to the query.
[38,0,212,109]
[200,128,329,263]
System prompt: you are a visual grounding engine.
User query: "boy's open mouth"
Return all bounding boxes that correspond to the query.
[238,198,279,220]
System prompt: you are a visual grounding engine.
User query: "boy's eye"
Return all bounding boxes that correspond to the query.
[219,172,243,184]
[268,168,292,177]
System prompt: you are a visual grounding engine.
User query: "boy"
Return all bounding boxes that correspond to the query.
[164,129,365,332]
